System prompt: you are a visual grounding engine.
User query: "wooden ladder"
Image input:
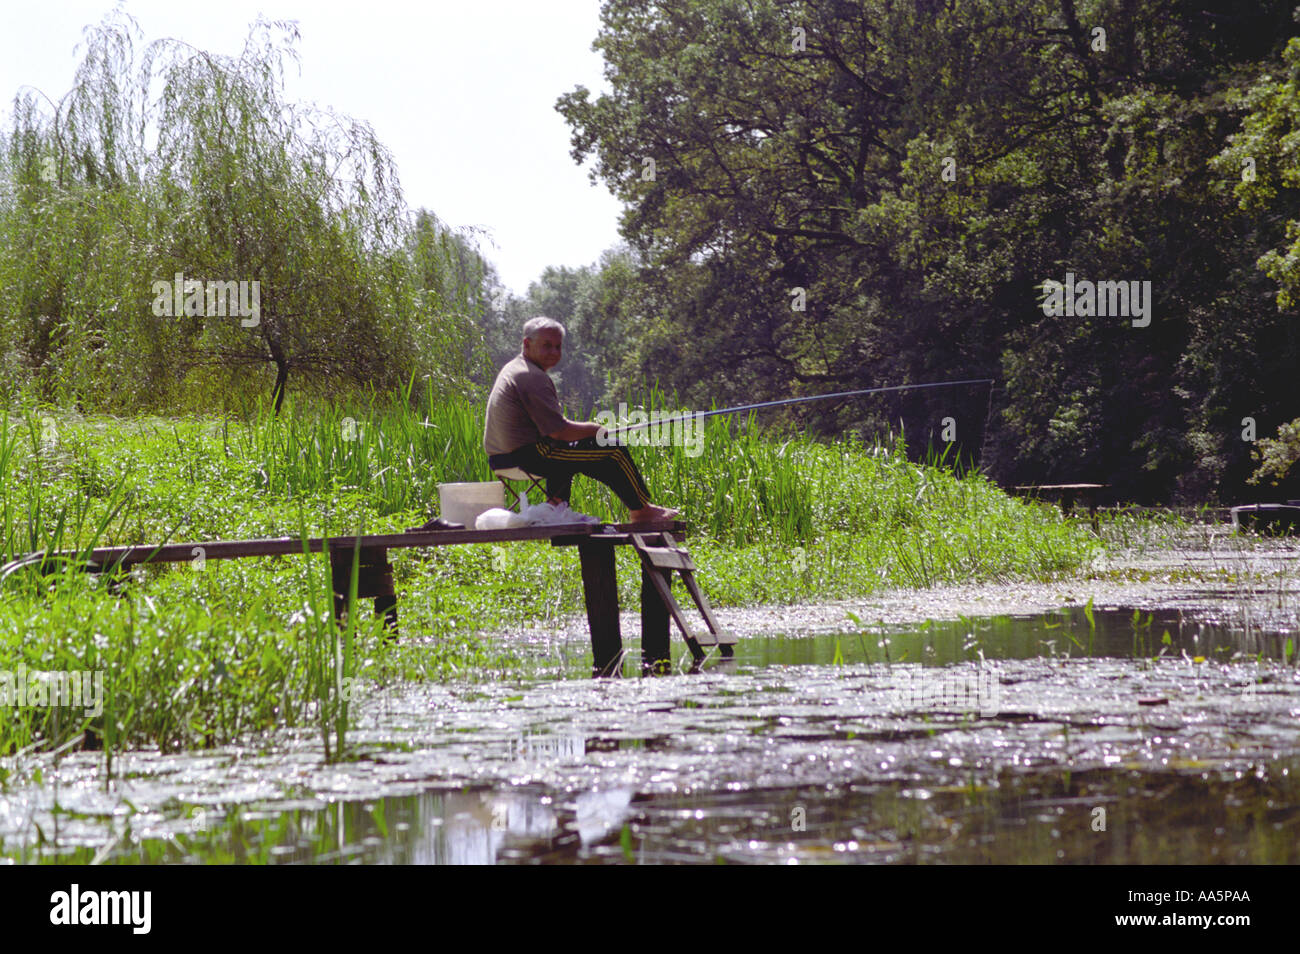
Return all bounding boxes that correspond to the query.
[631,531,736,663]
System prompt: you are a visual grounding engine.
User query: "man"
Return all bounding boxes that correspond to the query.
[484,316,678,524]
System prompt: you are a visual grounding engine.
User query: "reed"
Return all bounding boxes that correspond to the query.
[0,394,1097,758]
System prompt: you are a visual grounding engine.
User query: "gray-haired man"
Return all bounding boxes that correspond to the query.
[484,316,678,523]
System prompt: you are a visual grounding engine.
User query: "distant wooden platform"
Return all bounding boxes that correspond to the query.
[1012,483,1107,532]
[4,519,728,676]
[1231,503,1300,535]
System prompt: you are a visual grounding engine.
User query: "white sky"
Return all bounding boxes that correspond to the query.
[0,0,624,294]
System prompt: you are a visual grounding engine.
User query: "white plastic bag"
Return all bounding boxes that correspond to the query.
[475,507,523,530]
[518,502,602,526]
[477,503,602,529]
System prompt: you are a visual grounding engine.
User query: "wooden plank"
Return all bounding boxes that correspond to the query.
[654,533,697,569]
[329,546,364,626]
[551,520,688,547]
[637,546,694,570]
[29,514,717,675]
[355,524,604,548]
[328,546,398,634]
[1014,484,1106,491]
[577,541,623,677]
[78,524,602,564]
[327,559,393,598]
[641,563,687,637]
[63,520,690,567]
[609,519,686,533]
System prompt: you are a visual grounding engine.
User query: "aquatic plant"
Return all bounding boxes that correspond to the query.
[0,394,1098,756]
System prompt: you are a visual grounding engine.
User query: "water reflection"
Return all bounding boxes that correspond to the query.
[2,603,1297,865]
[22,761,1298,865]
[4,784,643,865]
[730,605,1296,668]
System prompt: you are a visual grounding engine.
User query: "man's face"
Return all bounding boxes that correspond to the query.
[523,328,563,370]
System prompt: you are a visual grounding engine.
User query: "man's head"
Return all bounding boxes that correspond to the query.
[522,316,565,371]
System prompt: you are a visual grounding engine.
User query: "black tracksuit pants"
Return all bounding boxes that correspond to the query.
[489,437,652,510]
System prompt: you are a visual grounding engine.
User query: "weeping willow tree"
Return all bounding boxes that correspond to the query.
[0,47,159,408]
[0,11,483,414]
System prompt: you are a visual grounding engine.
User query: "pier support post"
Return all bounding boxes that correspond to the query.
[640,563,672,674]
[577,541,622,677]
[330,545,398,634]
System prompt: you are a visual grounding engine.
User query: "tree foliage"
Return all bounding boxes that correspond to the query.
[0,11,488,414]
[559,0,1300,501]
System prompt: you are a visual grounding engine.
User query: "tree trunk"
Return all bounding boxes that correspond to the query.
[271,357,288,414]
[266,333,289,414]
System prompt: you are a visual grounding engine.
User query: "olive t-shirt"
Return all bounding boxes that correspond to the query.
[483,353,568,455]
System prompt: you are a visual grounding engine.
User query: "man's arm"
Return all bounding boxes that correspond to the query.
[548,420,605,442]
[513,364,605,443]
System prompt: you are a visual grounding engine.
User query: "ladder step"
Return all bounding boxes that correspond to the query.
[638,546,694,570]
[631,532,734,653]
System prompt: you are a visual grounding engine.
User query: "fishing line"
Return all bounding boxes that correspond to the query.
[601,378,996,437]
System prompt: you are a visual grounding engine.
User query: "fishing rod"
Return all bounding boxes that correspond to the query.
[599,378,996,437]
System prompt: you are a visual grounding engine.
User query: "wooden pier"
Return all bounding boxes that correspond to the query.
[1013,483,1107,533]
[5,519,735,677]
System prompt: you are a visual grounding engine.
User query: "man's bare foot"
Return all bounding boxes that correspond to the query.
[628,504,680,524]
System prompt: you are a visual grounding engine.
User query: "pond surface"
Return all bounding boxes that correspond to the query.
[2,541,1299,864]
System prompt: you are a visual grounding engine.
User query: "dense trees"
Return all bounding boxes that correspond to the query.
[558,0,1300,501]
[3,4,1297,502]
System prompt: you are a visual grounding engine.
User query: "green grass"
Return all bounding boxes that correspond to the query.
[0,393,1098,759]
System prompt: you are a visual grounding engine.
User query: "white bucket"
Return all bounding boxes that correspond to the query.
[437,481,505,529]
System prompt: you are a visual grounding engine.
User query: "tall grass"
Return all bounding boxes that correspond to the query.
[0,393,1097,759]
[233,389,1092,558]
[0,405,389,761]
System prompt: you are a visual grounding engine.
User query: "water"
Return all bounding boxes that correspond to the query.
[3,544,1299,864]
[725,604,1294,667]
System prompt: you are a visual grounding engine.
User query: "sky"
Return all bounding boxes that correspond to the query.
[0,0,625,294]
